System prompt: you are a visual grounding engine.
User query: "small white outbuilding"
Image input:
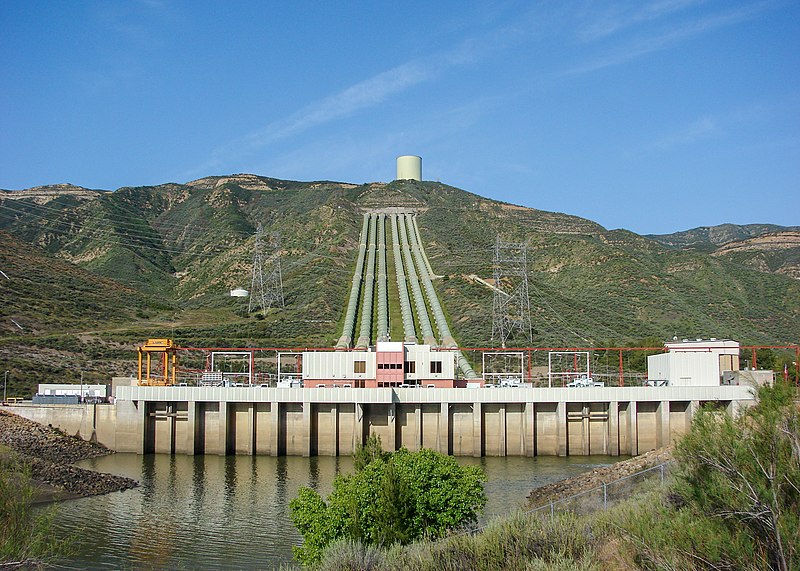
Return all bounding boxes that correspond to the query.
[647,339,740,386]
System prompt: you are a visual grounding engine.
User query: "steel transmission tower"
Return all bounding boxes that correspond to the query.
[491,235,533,348]
[248,224,284,315]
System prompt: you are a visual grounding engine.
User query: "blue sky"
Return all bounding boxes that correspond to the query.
[1,1,797,234]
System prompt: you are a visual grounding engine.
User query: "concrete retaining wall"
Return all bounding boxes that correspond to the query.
[3,384,755,457]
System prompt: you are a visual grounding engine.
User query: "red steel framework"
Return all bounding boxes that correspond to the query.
[168,343,800,387]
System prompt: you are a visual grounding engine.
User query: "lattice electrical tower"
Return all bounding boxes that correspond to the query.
[248,224,285,315]
[491,235,533,348]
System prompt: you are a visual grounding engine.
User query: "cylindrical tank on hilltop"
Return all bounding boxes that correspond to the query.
[396,155,422,181]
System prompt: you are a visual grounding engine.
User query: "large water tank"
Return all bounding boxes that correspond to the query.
[396,155,422,181]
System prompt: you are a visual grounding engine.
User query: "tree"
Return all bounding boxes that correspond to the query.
[674,382,800,571]
[353,433,388,472]
[289,445,487,566]
[374,458,414,547]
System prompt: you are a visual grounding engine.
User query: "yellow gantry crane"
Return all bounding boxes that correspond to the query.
[137,339,178,386]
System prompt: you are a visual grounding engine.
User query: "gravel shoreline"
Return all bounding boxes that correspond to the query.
[526,447,673,508]
[0,410,138,500]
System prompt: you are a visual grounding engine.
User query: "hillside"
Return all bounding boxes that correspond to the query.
[648,223,800,283]
[646,223,798,249]
[1,175,799,394]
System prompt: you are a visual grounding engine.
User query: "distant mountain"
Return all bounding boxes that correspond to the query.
[0,183,107,203]
[1,174,798,394]
[647,223,798,248]
[648,224,800,281]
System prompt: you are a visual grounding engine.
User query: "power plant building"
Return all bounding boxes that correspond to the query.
[301,342,475,388]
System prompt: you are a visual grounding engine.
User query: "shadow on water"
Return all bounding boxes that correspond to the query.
[49,453,618,569]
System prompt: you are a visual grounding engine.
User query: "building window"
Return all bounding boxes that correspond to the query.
[404,361,416,374]
[430,361,442,374]
[354,360,366,373]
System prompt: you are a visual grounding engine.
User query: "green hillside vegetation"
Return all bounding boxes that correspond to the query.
[1,175,799,395]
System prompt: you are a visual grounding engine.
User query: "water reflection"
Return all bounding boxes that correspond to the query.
[50,454,617,570]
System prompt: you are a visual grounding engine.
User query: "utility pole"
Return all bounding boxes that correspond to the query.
[491,235,533,348]
[3,370,8,403]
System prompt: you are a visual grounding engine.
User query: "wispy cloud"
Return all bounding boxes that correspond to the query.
[650,116,718,150]
[186,60,436,178]
[185,10,535,180]
[647,103,771,151]
[243,62,433,148]
[566,2,777,75]
[577,0,704,42]
[242,93,503,184]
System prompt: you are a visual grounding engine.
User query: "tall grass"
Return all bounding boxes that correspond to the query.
[315,511,599,571]
[0,449,73,568]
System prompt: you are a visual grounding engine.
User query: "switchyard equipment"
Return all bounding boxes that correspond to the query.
[548,351,591,388]
[482,352,526,385]
[277,352,303,386]
[209,351,254,385]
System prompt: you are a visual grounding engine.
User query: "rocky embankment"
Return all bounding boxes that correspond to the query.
[0,410,138,499]
[526,447,673,508]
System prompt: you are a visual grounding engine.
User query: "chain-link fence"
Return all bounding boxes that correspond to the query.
[528,462,672,519]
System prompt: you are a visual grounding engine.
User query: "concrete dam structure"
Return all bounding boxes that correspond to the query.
[6,384,755,457]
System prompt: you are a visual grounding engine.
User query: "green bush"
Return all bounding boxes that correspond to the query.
[290,440,486,566]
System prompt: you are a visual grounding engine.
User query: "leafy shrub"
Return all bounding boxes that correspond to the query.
[290,440,486,566]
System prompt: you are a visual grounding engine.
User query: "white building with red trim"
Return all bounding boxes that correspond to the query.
[301,342,477,388]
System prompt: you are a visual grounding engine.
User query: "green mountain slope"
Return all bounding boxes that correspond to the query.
[1,176,798,358]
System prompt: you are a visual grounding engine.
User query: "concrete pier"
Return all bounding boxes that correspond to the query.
[4,385,755,457]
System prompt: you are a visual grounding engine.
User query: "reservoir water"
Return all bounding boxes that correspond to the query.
[49,454,619,570]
